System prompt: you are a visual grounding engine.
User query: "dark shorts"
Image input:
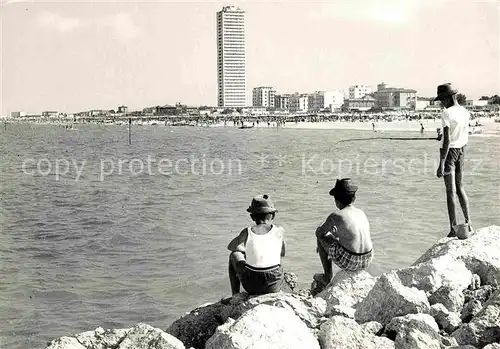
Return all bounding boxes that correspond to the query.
[239,264,283,295]
[444,146,465,175]
[319,236,373,272]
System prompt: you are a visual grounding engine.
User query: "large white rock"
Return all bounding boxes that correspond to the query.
[430,303,461,334]
[167,291,325,349]
[242,292,326,328]
[118,323,185,349]
[75,327,129,349]
[413,226,500,285]
[452,288,500,347]
[360,321,383,335]
[428,285,465,313]
[385,314,441,349]
[317,270,377,317]
[46,337,86,349]
[483,344,500,349]
[205,304,320,349]
[318,316,394,349]
[397,255,473,294]
[355,271,430,325]
[386,313,440,335]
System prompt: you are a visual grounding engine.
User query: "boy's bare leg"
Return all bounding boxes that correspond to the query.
[455,161,471,227]
[317,234,336,284]
[229,252,246,295]
[444,171,457,231]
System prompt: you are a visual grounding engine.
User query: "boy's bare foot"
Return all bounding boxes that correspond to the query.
[447,228,457,238]
[313,273,331,287]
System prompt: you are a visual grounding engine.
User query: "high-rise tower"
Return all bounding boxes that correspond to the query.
[216,6,246,108]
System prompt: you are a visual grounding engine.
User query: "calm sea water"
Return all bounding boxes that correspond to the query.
[1,124,499,349]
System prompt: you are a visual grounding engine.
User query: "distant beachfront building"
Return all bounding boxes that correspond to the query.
[373,82,417,110]
[42,111,59,118]
[117,105,128,114]
[274,94,290,110]
[342,95,377,111]
[252,86,275,108]
[10,111,26,118]
[217,6,246,108]
[349,85,372,99]
[308,91,344,111]
[289,93,309,112]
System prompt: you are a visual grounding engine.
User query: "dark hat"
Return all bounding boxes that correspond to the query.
[434,83,458,101]
[329,178,358,197]
[247,194,277,214]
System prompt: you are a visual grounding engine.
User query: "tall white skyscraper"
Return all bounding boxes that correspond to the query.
[217,6,247,108]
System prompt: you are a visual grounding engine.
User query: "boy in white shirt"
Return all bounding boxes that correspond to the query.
[434,83,472,237]
[227,195,286,295]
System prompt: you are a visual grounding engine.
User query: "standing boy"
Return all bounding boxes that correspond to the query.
[434,83,472,237]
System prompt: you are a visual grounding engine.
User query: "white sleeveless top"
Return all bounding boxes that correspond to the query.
[245,225,283,268]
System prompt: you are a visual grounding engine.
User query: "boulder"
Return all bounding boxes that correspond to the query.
[429,286,465,313]
[452,288,500,347]
[430,303,461,334]
[460,300,482,323]
[464,285,495,304]
[385,313,440,337]
[398,255,473,294]
[46,337,86,349]
[167,291,325,349]
[116,323,185,349]
[166,293,246,349]
[328,304,356,318]
[46,324,184,349]
[385,314,441,349]
[360,321,383,335]
[242,292,326,328]
[355,271,430,325]
[317,270,377,317]
[205,304,320,349]
[318,316,394,349]
[75,327,129,349]
[483,344,500,349]
[413,226,500,286]
[439,335,458,347]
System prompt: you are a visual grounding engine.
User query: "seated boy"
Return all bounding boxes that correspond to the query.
[227,194,286,295]
[315,178,373,287]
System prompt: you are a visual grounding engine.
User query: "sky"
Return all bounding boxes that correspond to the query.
[1,0,499,115]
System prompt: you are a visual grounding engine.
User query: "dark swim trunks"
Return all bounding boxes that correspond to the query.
[443,146,465,175]
[319,237,373,272]
[239,264,283,295]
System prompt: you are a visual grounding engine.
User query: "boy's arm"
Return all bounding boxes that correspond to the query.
[281,239,286,257]
[315,214,336,239]
[227,229,248,253]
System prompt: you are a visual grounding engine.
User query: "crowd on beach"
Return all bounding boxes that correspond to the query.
[171,109,498,128]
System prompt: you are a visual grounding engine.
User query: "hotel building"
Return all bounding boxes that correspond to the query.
[252,86,275,108]
[308,91,344,111]
[373,82,417,110]
[216,6,247,108]
[349,85,373,99]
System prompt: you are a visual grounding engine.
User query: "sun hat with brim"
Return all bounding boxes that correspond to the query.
[329,178,358,197]
[247,194,277,214]
[433,83,458,101]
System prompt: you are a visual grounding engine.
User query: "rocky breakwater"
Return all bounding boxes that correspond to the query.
[46,226,500,349]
